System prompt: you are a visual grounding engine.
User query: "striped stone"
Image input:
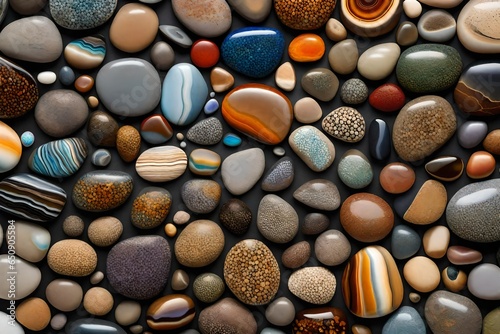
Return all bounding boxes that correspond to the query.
[136,146,187,182]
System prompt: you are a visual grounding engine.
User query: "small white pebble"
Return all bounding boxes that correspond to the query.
[180,141,187,148]
[37,71,57,85]
[403,0,422,18]
[50,313,67,330]
[210,92,215,98]
[273,146,286,156]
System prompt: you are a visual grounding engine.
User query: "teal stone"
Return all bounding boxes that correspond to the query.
[20,131,35,147]
[223,133,242,147]
[28,138,87,178]
[391,225,421,260]
[382,306,426,334]
[288,126,335,172]
[161,63,208,126]
[67,319,126,334]
[396,44,462,93]
[64,35,106,70]
[337,149,373,189]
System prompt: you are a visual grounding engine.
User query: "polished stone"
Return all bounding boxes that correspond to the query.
[189,149,221,176]
[396,21,418,46]
[0,255,41,300]
[265,297,295,326]
[382,306,425,334]
[87,111,118,147]
[442,266,467,292]
[369,119,391,160]
[328,39,358,75]
[369,83,406,112]
[322,107,365,143]
[391,225,420,260]
[301,67,339,101]
[13,221,50,263]
[358,43,400,80]
[150,41,175,71]
[425,156,464,181]
[288,34,325,62]
[147,294,195,330]
[172,0,231,37]
[447,246,483,265]
[457,0,500,53]
[340,0,402,37]
[466,150,496,179]
[293,97,322,124]
[136,146,187,182]
[423,225,450,259]
[64,36,106,70]
[221,148,265,195]
[190,39,220,68]
[67,319,126,334]
[289,126,335,172]
[140,114,173,145]
[403,256,440,292]
[315,229,351,266]
[275,62,296,92]
[0,121,22,173]
[403,0,422,18]
[468,263,500,300]
[337,149,373,189]
[210,67,234,93]
[159,25,192,48]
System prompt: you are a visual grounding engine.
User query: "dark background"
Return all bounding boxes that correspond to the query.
[1,0,500,333]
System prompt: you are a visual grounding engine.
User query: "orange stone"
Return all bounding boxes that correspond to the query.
[466,150,496,179]
[379,162,415,194]
[288,33,325,62]
[74,75,94,93]
[210,67,234,93]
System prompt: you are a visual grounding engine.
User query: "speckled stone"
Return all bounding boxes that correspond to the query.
[322,107,365,143]
[274,0,335,30]
[116,125,141,162]
[382,306,426,334]
[328,39,358,75]
[391,225,420,260]
[87,216,123,247]
[301,68,339,102]
[293,307,348,334]
[16,297,51,331]
[50,0,117,30]
[193,273,225,303]
[266,297,295,327]
[418,9,456,42]
[221,148,265,195]
[289,126,336,172]
[294,97,322,124]
[403,256,440,293]
[257,194,298,243]
[442,266,467,292]
[47,240,97,277]
[340,78,368,104]
[302,213,330,235]
[293,179,341,211]
[67,319,126,334]
[288,267,336,304]
[338,149,373,189]
[261,157,294,192]
[83,287,114,316]
[484,130,500,155]
[282,241,311,269]
[198,298,257,334]
[219,198,252,235]
[62,215,84,237]
[315,229,351,266]
[87,111,119,147]
[172,0,231,38]
[186,117,223,145]
[181,179,221,214]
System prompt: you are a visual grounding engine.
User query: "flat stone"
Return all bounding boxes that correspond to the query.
[403,0,422,18]
[175,220,224,267]
[189,148,221,176]
[293,307,348,334]
[425,156,464,181]
[275,62,296,91]
[322,107,365,143]
[338,149,373,189]
[0,121,22,173]
[219,199,252,235]
[468,263,500,300]
[391,225,420,260]
[47,239,97,277]
[418,9,456,42]
[326,18,347,41]
[67,319,126,334]
[159,25,193,48]
[261,157,294,192]
[419,0,463,7]
[442,266,467,292]
[447,245,483,265]
[193,273,225,303]
[369,119,391,160]
[358,43,400,80]
[466,150,496,179]
[294,97,322,124]
[265,297,295,326]
[0,255,41,300]
[147,294,195,330]
[341,0,402,37]
[396,21,418,46]
[282,241,310,269]
[293,179,341,211]
[227,0,271,22]
[172,0,231,37]
[198,298,257,334]
[16,297,50,331]
[115,301,141,326]
[382,306,425,334]
[64,36,106,70]
[302,213,330,235]
[288,267,336,304]
[9,0,47,15]
[301,68,339,102]
[221,148,265,195]
[369,83,406,113]
[181,179,221,214]
[136,146,187,182]
[150,42,175,71]
[484,307,500,334]
[88,216,123,247]
[457,0,500,53]
[13,221,50,263]
[50,0,116,29]
[403,256,440,293]
[257,194,299,243]
[315,229,351,266]
[423,225,450,259]
[289,34,325,62]
[186,117,223,145]
[171,269,189,291]
[289,126,335,172]
[87,111,119,147]
[274,0,335,30]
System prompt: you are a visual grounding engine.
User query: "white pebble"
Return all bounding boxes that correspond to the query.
[176,133,184,140]
[180,141,187,149]
[273,146,286,156]
[37,71,57,85]
[173,211,190,225]
[210,92,215,98]
[50,313,67,330]
[90,271,104,285]
[403,0,422,18]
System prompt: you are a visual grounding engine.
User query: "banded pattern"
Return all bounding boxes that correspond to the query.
[0,173,67,222]
[136,146,187,182]
[188,149,221,176]
[29,138,88,178]
[64,36,106,70]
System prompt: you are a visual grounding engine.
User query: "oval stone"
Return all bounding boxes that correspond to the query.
[391,225,421,260]
[458,121,488,148]
[221,148,266,195]
[193,273,225,303]
[13,221,50,263]
[64,36,106,70]
[457,0,500,53]
[337,149,373,189]
[466,151,496,179]
[357,43,401,80]
[328,39,358,75]
[136,146,187,182]
[147,294,195,330]
[294,97,322,124]
[425,156,464,181]
[16,297,50,331]
[181,179,221,214]
[380,162,415,194]
[322,107,365,143]
[257,194,299,243]
[442,266,467,292]
[67,319,126,334]
[484,307,500,334]
[315,229,351,266]
[198,298,257,334]
[0,120,22,173]
[131,187,171,229]
[175,220,224,267]
[288,34,325,62]
[447,246,483,265]
[468,263,500,300]
[301,68,339,102]
[87,111,119,147]
[423,225,450,259]
[369,119,391,160]
[46,279,83,312]
[326,18,348,41]
[396,21,418,46]
[274,0,335,30]
[369,83,406,113]
[275,61,296,91]
[282,241,311,269]
[403,256,440,293]
[418,9,456,42]
[116,125,141,162]
[261,156,294,192]
[0,254,41,300]
[266,297,295,327]
[289,267,336,304]
[289,126,335,172]
[293,179,341,211]
[293,307,348,334]
[484,129,500,154]
[172,0,231,37]
[382,306,425,334]
[50,0,116,30]
[47,239,97,277]
[87,216,123,247]
[151,41,175,71]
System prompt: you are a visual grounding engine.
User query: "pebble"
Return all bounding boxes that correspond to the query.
[397,44,462,93]
[466,150,496,179]
[0,121,22,173]
[67,319,126,334]
[294,97,322,124]
[64,36,106,70]
[442,266,467,292]
[425,290,482,334]
[186,117,223,145]
[357,43,401,80]
[423,225,450,258]
[28,137,87,178]
[340,0,402,37]
[458,121,488,148]
[418,9,456,42]
[72,171,133,212]
[147,294,195,330]
[181,179,221,214]
[150,41,175,71]
[289,126,336,172]
[302,213,330,235]
[0,16,62,63]
[204,98,219,114]
[172,0,231,37]
[115,301,141,326]
[47,239,97,277]
[369,83,406,113]
[326,18,347,41]
[484,308,500,334]
[37,71,56,85]
[391,225,421,260]
[288,34,325,62]
[369,119,391,161]
[403,256,440,293]
[328,39,358,75]
[322,106,365,143]
[198,298,257,334]
[221,148,265,195]
[273,146,286,156]
[341,78,368,105]
[193,273,225,303]
[315,229,351,266]
[396,21,419,46]
[91,149,112,167]
[87,96,99,108]
[293,179,341,211]
[107,236,171,300]
[62,215,84,237]
[219,198,252,235]
[409,293,421,303]
[159,25,193,48]
[419,0,463,7]
[393,96,456,162]
[50,0,116,29]
[282,241,311,269]
[275,61,296,91]
[263,328,286,334]
[188,149,221,176]
[74,74,94,93]
[173,211,190,225]
[425,156,464,181]
[457,0,500,53]
[20,131,35,148]
[224,240,280,305]
[0,173,67,222]
[87,216,123,247]
[338,149,373,189]
[136,146,187,182]
[222,133,242,147]
[35,89,88,138]
[301,67,339,102]
[90,271,104,285]
[275,0,334,30]
[261,157,294,192]
[446,179,500,242]
[265,297,295,326]
[51,313,67,331]
[13,221,50,263]
[172,269,189,290]
[0,255,41,300]
[87,111,119,147]
[140,114,174,145]
[342,246,404,318]
[175,220,225,267]
[59,66,75,86]
[447,245,483,265]
[97,58,161,117]
[257,194,299,243]
[83,287,114,316]
[382,306,426,334]
[9,0,46,15]
[16,297,51,331]
[190,39,220,68]
[293,307,348,334]
[227,0,271,22]
[484,129,500,154]
[403,0,422,18]
[288,267,336,304]
[210,67,234,93]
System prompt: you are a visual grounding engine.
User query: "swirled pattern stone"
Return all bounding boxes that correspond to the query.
[340,0,402,37]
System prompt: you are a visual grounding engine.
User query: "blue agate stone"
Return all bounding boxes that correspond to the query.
[382,306,426,334]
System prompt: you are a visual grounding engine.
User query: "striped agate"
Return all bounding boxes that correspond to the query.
[136,146,187,182]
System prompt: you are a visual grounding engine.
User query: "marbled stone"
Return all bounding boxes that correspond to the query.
[147,294,195,330]
[261,157,294,192]
[67,319,126,334]
[403,256,440,292]
[282,241,310,269]
[418,9,456,42]
[175,220,224,267]
[221,148,265,195]
[50,0,116,30]
[423,225,450,258]
[447,246,483,265]
[457,0,500,53]
[0,121,22,173]
[369,119,391,160]
[315,229,351,266]
[257,194,299,243]
[293,179,341,211]
[301,68,339,102]
[181,179,221,214]
[13,221,50,263]
[302,213,330,235]
[87,111,119,147]
[171,269,189,291]
[136,146,187,182]
[159,25,193,48]
[189,149,221,176]
[266,297,295,327]
[326,18,348,41]
[458,121,488,148]
[91,149,111,167]
[115,301,141,326]
[64,36,106,70]
[391,225,420,260]
[186,117,223,145]
[396,21,418,46]
[369,83,406,113]
[293,307,348,334]
[358,43,400,80]
[340,0,402,37]
[47,239,97,277]
[328,39,358,75]
[219,199,252,235]
[193,273,225,303]
[382,306,425,334]
[442,266,467,292]
[150,41,175,71]
[274,0,335,30]
[140,114,173,145]
[294,97,322,124]
[198,298,257,334]
[288,267,336,304]
[289,126,335,172]
[0,254,41,300]
[468,263,500,300]
[425,156,464,182]
[322,107,365,143]
[338,149,373,189]
[172,0,231,37]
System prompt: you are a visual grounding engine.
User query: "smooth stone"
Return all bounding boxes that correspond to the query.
[288,34,325,62]
[265,297,295,327]
[181,179,221,214]
[37,71,56,85]
[282,241,311,269]
[83,287,114,316]
[224,240,280,305]
[275,61,296,91]
[64,36,106,70]
[446,179,500,242]
[288,267,336,304]
[88,216,122,247]
[423,225,450,259]
[189,149,221,176]
[393,96,456,162]
[403,256,440,293]
[457,0,500,53]
[91,149,111,167]
[397,44,462,93]
[223,84,293,144]
[293,308,348,334]
[110,3,158,53]
[90,271,104,285]
[198,298,257,334]
[172,0,231,37]
[391,225,420,260]
[257,194,299,243]
[136,146,187,182]
[447,246,483,265]
[72,171,133,212]
[87,111,119,147]
[147,294,195,330]
[62,215,84,237]
[340,78,368,104]
[274,0,335,30]
[329,39,359,75]
[186,117,223,145]
[294,97,322,124]
[115,301,141,326]
[35,90,88,137]
[369,119,391,160]
[97,58,161,117]
[315,229,351,266]
[67,319,126,334]
[50,0,116,29]
[425,156,464,181]
[159,25,193,48]
[484,130,500,154]
[342,246,404,318]
[425,290,482,334]
[403,0,422,18]
[369,83,406,113]
[322,106,365,143]
[455,62,500,116]
[302,213,330,235]
[74,75,94,93]
[0,173,66,222]
[466,150,496,179]
[419,0,463,7]
[326,18,347,41]
[418,9,456,42]
[51,313,67,331]
[172,269,189,291]
[222,133,242,147]
[0,16,62,62]
[409,293,421,303]
[173,211,190,225]
[47,240,97,277]
[150,42,175,71]
[219,199,252,235]
[140,114,173,145]
[442,266,467,292]
[190,39,220,68]
[47,279,83,312]
[273,146,286,156]
[293,179,341,211]
[204,98,219,114]
[210,67,234,93]
[175,220,224,267]
[193,273,225,303]
[338,149,373,189]
[289,126,335,172]
[340,0,402,37]
[20,131,34,148]
[396,21,418,46]
[221,148,265,195]
[484,307,500,334]
[227,0,271,22]
[0,121,22,173]
[9,0,46,15]
[16,297,50,331]
[301,68,339,102]
[262,328,286,334]
[29,138,87,178]
[59,66,75,86]
[13,221,50,263]
[358,43,401,80]
[382,306,425,334]
[0,255,41,300]
[261,156,294,192]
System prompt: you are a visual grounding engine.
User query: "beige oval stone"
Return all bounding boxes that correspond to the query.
[210,67,234,93]
[90,271,104,285]
[423,225,450,259]
[294,97,322,124]
[325,18,347,42]
[87,216,123,247]
[46,279,83,312]
[328,39,358,75]
[136,146,187,182]
[404,256,440,293]
[420,0,463,8]
[275,62,296,92]
[404,180,447,225]
[358,43,400,80]
[47,239,97,277]
[16,297,50,331]
[83,287,114,316]
[457,0,500,53]
[0,255,41,300]
[403,0,422,19]
[288,267,336,304]
[115,300,142,326]
[172,0,232,38]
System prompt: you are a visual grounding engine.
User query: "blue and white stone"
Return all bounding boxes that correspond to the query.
[14,221,51,263]
[91,149,112,167]
[50,0,117,30]
[64,36,106,70]
[288,126,335,172]
[382,306,426,334]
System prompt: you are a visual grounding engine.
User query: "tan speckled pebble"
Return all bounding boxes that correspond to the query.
[483,129,500,155]
[88,216,123,247]
[90,271,104,285]
[115,300,142,326]
[288,267,336,304]
[116,125,141,162]
[404,180,448,225]
[282,241,311,269]
[404,256,440,293]
[62,215,84,237]
[83,287,114,316]
[47,239,97,277]
[16,297,51,331]
[173,210,190,225]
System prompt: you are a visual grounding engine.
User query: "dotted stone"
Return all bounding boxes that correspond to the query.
[322,106,366,143]
[62,215,85,237]
[340,78,368,104]
[193,273,225,303]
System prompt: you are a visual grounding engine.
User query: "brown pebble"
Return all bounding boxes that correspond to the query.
[62,215,84,237]
[90,271,104,285]
[442,266,467,292]
[74,75,94,93]
[379,162,416,194]
[282,241,311,269]
[210,67,234,93]
[483,129,500,155]
[165,223,177,237]
[116,125,141,162]
[352,324,372,334]
[403,180,447,225]
[83,287,114,316]
[87,96,99,108]
[16,297,51,331]
[172,269,190,291]
[129,325,143,334]
[325,18,347,41]
[47,239,97,277]
[87,216,123,247]
[409,292,421,303]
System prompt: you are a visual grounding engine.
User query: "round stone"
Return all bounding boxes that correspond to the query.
[181,179,221,214]
[20,131,34,148]
[59,66,75,86]
[315,229,351,266]
[484,129,500,154]
[257,194,299,243]
[358,43,401,80]
[380,162,415,194]
[74,74,94,93]
[337,149,373,189]
[83,287,114,316]
[87,216,123,247]
[340,0,402,37]
[328,39,358,75]
[442,266,467,292]
[294,97,322,124]
[265,297,295,327]
[115,301,141,326]
[403,256,441,293]
[45,279,83,312]
[369,83,406,112]
[198,298,257,334]
[301,68,339,102]
[193,273,225,303]
[281,241,311,269]
[87,111,119,147]
[274,0,335,30]
[302,213,331,235]
[466,150,496,179]
[172,0,231,37]
[418,9,456,42]
[47,240,97,277]
[16,297,50,331]
[62,215,84,237]
[191,39,220,68]
[150,41,175,71]
[391,225,421,260]
[340,78,368,104]
[326,18,348,41]
[288,267,336,304]
[288,33,325,62]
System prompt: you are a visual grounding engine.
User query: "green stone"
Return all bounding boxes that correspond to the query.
[396,44,462,93]
[337,149,373,189]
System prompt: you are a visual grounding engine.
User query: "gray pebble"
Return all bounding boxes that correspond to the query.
[181,179,221,214]
[261,157,294,192]
[59,66,75,86]
[150,41,175,71]
[186,117,223,145]
[193,273,225,303]
[91,149,111,167]
[340,78,368,104]
[62,215,84,237]
[257,194,298,243]
[159,25,193,48]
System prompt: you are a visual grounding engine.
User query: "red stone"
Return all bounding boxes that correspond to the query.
[369,83,406,112]
[190,39,220,68]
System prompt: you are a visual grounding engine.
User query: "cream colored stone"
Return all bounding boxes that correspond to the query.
[115,300,141,326]
[403,256,440,293]
[328,39,358,75]
[457,0,500,53]
[419,0,463,8]
[294,97,322,124]
[423,225,450,259]
[403,0,422,18]
[275,62,296,92]
[325,18,347,42]
[357,43,400,80]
